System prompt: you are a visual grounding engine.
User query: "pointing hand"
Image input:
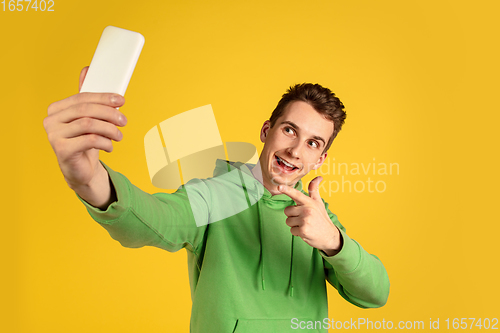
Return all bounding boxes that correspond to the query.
[278,176,343,256]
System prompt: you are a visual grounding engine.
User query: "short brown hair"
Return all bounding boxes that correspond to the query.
[269,83,346,153]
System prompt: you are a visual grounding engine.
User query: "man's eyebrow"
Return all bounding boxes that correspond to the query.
[280,120,298,130]
[280,120,326,146]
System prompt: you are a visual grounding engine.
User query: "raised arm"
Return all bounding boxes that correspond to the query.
[44,68,209,253]
[43,67,127,209]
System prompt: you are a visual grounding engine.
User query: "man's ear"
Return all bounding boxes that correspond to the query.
[260,120,271,143]
[312,152,328,170]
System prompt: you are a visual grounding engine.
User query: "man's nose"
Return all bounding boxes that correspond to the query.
[285,143,301,159]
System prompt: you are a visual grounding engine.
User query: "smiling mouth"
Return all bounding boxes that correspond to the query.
[275,155,299,171]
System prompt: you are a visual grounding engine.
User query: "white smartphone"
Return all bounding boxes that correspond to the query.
[80,26,145,95]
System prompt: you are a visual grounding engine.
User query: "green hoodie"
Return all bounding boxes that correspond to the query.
[79,160,389,333]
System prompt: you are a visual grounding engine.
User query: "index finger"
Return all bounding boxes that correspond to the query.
[48,92,125,116]
[278,185,311,205]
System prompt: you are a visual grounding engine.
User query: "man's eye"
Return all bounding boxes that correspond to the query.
[308,141,318,148]
[284,127,294,135]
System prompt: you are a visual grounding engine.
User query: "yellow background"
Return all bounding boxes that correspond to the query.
[1,0,499,332]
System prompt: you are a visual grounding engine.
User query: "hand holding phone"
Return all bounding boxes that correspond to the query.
[44,26,145,209]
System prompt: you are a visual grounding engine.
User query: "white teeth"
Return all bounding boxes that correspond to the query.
[277,156,295,168]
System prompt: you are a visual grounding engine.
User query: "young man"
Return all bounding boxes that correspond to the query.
[44,68,389,333]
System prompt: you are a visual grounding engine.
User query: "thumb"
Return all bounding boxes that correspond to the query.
[78,66,89,92]
[308,176,323,201]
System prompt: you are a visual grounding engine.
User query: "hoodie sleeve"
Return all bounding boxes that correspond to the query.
[320,201,390,308]
[76,162,208,254]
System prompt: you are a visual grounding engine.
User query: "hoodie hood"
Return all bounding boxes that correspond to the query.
[212,159,303,203]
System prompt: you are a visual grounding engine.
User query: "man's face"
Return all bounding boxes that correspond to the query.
[257,101,334,194]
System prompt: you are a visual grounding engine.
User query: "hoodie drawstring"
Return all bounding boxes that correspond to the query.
[289,234,295,297]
